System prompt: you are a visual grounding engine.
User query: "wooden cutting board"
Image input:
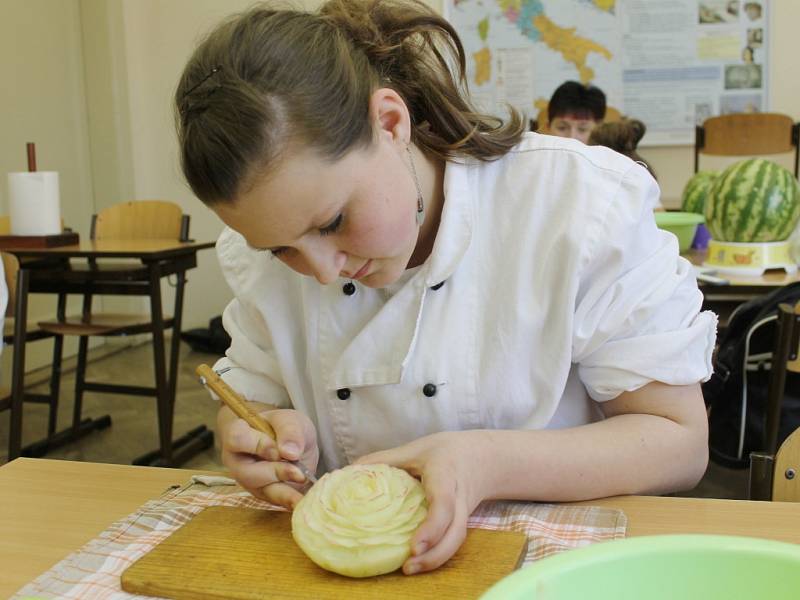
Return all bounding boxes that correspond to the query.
[121,506,528,599]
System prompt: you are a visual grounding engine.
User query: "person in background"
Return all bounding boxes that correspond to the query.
[176,0,714,576]
[546,81,606,143]
[589,118,655,179]
[589,118,663,209]
[744,2,762,21]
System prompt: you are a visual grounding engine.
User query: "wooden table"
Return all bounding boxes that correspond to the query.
[2,239,215,466]
[686,248,800,293]
[2,458,799,597]
[685,248,800,327]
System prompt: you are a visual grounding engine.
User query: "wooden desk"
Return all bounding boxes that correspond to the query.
[686,248,800,292]
[2,458,799,597]
[2,239,215,466]
[685,248,800,327]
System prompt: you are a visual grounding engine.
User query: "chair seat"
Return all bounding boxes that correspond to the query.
[37,313,172,336]
[3,318,53,343]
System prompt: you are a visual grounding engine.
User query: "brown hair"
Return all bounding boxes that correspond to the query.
[175,0,525,205]
[588,118,656,179]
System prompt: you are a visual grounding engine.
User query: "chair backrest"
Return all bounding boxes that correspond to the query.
[1,251,19,318]
[91,200,189,241]
[695,113,800,175]
[773,427,800,502]
[531,104,622,133]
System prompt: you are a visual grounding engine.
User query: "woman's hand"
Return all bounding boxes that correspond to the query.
[218,405,319,509]
[354,431,492,575]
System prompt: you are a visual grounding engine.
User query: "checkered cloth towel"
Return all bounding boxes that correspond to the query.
[14,476,626,599]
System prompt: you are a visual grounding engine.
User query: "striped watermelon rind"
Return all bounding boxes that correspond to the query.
[681,171,718,214]
[704,158,800,242]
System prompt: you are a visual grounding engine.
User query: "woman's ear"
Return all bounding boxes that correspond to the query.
[369,87,412,145]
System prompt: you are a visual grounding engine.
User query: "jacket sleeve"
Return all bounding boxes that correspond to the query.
[212,227,291,408]
[572,164,717,402]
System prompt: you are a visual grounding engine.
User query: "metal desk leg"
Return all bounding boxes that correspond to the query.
[167,271,186,417]
[132,261,213,467]
[150,262,173,465]
[8,268,30,460]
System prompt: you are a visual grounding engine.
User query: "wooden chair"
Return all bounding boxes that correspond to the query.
[530,104,622,133]
[695,113,800,176]
[772,428,800,502]
[749,302,800,501]
[0,251,66,460]
[34,201,191,462]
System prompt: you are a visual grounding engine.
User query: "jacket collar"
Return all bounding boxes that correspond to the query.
[321,159,476,390]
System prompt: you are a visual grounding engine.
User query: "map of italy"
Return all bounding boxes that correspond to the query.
[470,0,614,87]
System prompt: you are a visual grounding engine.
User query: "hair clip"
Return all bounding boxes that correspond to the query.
[181,65,223,102]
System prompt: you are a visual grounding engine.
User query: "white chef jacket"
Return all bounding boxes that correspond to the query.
[214,132,717,472]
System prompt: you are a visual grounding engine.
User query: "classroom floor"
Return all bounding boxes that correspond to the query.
[0,341,751,499]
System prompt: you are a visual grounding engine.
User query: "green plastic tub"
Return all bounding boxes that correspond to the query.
[480,535,800,600]
[655,211,705,253]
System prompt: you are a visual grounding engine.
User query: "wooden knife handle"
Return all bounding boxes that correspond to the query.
[196,364,277,440]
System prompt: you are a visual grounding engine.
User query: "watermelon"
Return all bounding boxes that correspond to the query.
[681,171,718,214]
[704,158,800,242]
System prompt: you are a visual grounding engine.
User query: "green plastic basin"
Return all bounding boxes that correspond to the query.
[655,211,705,252]
[480,535,800,600]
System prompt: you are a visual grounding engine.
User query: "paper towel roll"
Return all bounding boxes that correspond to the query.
[7,171,62,235]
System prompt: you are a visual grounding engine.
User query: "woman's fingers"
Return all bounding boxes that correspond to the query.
[230,454,304,489]
[218,408,319,511]
[410,468,457,555]
[224,418,278,460]
[262,409,311,461]
[253,481,305,509]
[227,456,308,510]
[404,497,468,574]
[354,445,421,476]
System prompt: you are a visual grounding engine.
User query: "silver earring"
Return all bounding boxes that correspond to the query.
[406,146,425,226]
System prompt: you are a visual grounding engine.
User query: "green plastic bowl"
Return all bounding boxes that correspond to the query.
[655,211,705,253]
[480,535,800,600]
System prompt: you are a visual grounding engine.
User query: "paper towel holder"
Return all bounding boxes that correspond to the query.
[27,142,36,172]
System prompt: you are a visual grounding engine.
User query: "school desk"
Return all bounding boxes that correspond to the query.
[685,248,800,327]
[1,239,215,466]
[686,248,800,293]
[1,457,799,597]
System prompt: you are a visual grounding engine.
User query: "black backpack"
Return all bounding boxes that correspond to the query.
[180,315,232,355]
[704,282,800,468]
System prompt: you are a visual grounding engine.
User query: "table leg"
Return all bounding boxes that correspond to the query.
[149,263,173,464]
[132,262,213,467]
[8,268,29,460]
[167,270,186,417]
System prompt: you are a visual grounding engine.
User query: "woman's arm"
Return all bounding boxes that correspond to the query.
[357,381,708,574]
[480,381,708,501]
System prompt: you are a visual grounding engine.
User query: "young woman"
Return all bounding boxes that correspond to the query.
[175,0,715,575]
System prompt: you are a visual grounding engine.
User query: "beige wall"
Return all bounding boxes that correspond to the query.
[0,0,95,231]
[0,0,98,377]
